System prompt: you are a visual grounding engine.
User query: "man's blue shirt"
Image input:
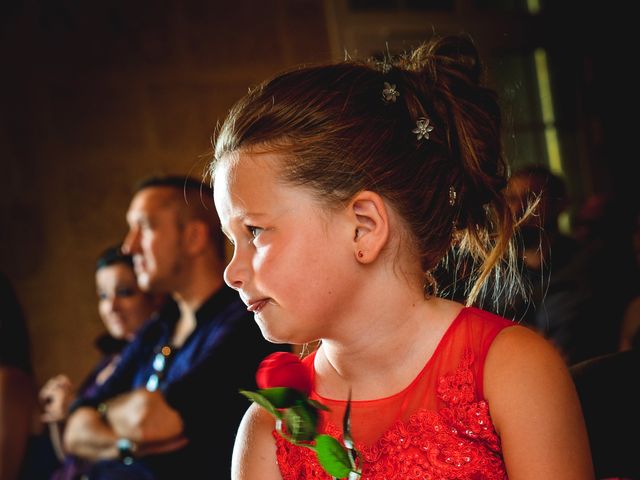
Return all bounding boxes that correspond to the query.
[71,285,284,479]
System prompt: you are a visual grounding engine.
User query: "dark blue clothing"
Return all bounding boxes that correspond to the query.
[70,285,283,479]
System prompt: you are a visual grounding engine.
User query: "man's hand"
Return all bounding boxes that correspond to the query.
[64,390,188,462]
[106,389,184,444]
[63,407,119,460]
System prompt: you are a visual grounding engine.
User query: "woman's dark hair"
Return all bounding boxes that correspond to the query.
[95,245,133,272]
[211,34,522,308]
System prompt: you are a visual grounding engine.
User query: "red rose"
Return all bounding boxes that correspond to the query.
[256,352,312,395]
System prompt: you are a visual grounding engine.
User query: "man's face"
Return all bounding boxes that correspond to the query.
[123,187,185,293]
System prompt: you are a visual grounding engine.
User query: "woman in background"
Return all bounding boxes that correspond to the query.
[39,245,166,479]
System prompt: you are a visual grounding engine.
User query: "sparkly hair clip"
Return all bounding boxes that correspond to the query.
[382,82,400,103]
[373,59,392,74]
[413,117,434,141]
[448,186,457,206]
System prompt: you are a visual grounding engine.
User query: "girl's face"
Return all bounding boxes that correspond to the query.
[95,263,155,341]
[214,151,357,345]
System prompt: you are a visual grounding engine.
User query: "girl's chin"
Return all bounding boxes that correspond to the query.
[255,321,294,345]
[258,329,287,345]
[261,329,315,348]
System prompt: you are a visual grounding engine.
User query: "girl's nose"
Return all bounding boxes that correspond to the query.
[223,250,248,291]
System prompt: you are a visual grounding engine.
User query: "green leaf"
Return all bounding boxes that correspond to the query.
[239,390,281,419]
[315,434,352,478]
[284,402,318,442]
[307,398,331,411]
[259,387,306,408]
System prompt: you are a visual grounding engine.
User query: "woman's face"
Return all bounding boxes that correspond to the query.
[95,263,155,341]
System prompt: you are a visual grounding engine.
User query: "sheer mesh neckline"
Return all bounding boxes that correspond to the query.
[309,306,469,404]
[276,307,514,476]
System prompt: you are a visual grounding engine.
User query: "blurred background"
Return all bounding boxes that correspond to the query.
[1,0,636,388]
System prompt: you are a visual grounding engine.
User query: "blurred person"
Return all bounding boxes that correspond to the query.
[511,179,640,364]
[619,209,640,351]
[39,245,166,480]
[63,175,284,479]
[505,164,577,277]
[0,271,37,480]
[503,166,585,353]
[439,164,579,320]
[569,192,639,363]
[572,192,611,247]
[620,297,640,350]
[570,348,640,479]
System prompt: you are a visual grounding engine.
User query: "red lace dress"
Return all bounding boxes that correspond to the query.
[274,307,515,479]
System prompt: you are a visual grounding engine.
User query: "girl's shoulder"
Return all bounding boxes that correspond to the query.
[480,320,594,478]
[483,322,572,407]
[233,402,283,480]
[486,320,560,362]
[459,306,516,329]
[443,306,517,358]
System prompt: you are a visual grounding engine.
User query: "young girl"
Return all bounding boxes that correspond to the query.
[212,35,593,479]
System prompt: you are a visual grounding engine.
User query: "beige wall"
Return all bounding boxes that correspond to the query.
[0,0,331,387]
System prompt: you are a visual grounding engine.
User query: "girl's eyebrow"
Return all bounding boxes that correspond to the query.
[242,211,268,218]
[220,212,270,236]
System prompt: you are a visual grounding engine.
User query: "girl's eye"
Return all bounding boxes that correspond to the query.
[247,225,263,240]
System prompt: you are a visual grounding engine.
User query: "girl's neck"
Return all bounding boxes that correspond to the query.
[315,287,463,401]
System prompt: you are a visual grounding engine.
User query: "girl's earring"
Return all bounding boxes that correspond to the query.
[357,251,364,258]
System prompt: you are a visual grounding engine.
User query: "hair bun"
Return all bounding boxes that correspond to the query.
[409,34,482,87]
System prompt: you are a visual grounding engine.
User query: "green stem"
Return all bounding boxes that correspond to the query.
[275,418,317,451]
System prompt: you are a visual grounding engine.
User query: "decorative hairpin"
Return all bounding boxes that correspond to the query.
[382,82,400,103]
[373,60,392,74]
[448,186,457,206]
[412,117,434,141]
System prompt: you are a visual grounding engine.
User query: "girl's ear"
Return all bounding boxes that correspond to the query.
[349,191,390,263]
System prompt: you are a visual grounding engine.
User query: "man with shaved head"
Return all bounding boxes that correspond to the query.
[64,175,284,479]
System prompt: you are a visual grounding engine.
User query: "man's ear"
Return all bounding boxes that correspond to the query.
[183,220,210,256]
[349,191,389,263]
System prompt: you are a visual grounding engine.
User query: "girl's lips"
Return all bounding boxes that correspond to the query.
[247,299,269,313]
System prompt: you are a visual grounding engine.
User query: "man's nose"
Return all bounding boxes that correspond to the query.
[122,229,141,254]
